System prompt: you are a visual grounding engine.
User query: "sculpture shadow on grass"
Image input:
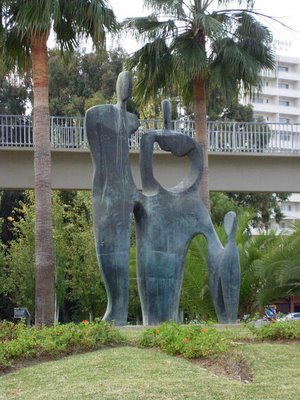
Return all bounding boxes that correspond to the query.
[85,71,240,325]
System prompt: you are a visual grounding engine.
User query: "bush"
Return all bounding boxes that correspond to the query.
[248,320,300,341]
[139,322,231,358]
[0,319,125,371]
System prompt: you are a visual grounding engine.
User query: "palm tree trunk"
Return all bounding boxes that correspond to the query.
[193,77,210,211]
[31,35,55,325]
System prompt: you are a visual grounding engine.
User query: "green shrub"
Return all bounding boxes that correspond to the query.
[248,320,300,341]
[139,322,231,358]
[0,319,125,371]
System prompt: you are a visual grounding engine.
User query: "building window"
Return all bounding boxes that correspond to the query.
[279,100,290,106]
[281,204,292,212]
[253,98,263,104]
[278,65,289,72]
[279,118,290,123]
[278,82,289,89]
[279,222,286,229]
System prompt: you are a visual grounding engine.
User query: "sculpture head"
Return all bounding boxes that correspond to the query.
[116,71,132,106]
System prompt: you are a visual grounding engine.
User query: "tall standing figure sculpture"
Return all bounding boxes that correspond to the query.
[85,71,139,325]
[85,72,240,325]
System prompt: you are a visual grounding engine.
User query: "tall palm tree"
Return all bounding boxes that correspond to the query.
[0,0,117,325]
[125,0,275,209]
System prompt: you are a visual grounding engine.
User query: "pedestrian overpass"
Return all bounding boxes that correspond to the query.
[0,115,300,192]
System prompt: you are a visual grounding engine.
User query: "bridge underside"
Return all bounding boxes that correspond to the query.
[0,148,299,193]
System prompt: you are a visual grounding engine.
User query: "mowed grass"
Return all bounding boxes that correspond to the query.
[0,342,299,400]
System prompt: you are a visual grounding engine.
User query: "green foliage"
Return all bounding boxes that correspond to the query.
[0,1,118,74]
[63,191,107,321]
[128,246,142,323]
[139,322,231,358]
[181,210,288,320]
[1,191,107,322]
[0,190,26,245]
[2,194,35,314]
[126,0,275,108]
[0,319,125,371]
[207,87,254,121]
[210,192,242,225]
[249,321,300,341]
[48,48,127,116]
[180,234,215,321]
[0,75,30,115]
[253,221,300,308]
[227,192,290,230]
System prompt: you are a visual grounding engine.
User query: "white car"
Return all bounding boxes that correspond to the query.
[280,312,300,321]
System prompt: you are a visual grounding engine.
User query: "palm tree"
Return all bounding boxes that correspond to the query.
[254,221,300,309]
[0,0,117,325]
[125,0,275,209]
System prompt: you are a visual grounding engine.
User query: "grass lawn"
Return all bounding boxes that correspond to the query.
[0,341,299,400]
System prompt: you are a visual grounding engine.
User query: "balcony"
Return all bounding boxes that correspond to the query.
[261,86,300,99]
[252,103,300,116]
[277,70,300,81]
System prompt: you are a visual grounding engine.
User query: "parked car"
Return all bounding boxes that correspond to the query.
[279,312,300,321]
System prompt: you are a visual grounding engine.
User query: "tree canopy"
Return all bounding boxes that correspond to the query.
[125,0,275,208]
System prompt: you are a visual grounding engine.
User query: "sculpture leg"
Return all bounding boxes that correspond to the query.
[137,251,185,325]
[207,212,240,324]
[220,212,240,323]
[95,211,132,326]
[135,200,188,325]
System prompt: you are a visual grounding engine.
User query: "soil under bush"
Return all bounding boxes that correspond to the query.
[189,350,253,383]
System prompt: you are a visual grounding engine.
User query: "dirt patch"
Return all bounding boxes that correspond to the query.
[189,350,253,383]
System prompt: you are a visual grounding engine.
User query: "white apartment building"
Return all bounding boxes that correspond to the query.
[272,194,300,234]
[250,55,300,124]
[248,56,300,235]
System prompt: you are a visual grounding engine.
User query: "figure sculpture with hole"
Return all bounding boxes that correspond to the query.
[85,71,240,326]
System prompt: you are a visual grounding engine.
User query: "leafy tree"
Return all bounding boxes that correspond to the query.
[125,0,275,209]
[0,0,117,324]
[223,103,254,122]
[210,192,242,225]
[48,47,127,116]
[0,191,26,245]
[2,194,35,315]
[0,75,29,115]
[227,192,290,230]
[64,191,107,322]
[1,190,107,322]
[207,86,254,122]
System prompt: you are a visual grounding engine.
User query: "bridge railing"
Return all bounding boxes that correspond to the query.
[0,115,300,154]
[0,115,33,147]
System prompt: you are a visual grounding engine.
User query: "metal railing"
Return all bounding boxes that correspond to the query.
[0,115,300,154]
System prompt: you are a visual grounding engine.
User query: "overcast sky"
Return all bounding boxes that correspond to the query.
[108,0,300,57]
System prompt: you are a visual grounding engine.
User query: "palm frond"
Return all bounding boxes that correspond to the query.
[145,0,187,19]
[123,16,178,42]
[217,0,255,6]
[171,33,207,80]
[1,0,117,59]
[126,37,173,105]
[193,11,224,37]
[54,0,118,50]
